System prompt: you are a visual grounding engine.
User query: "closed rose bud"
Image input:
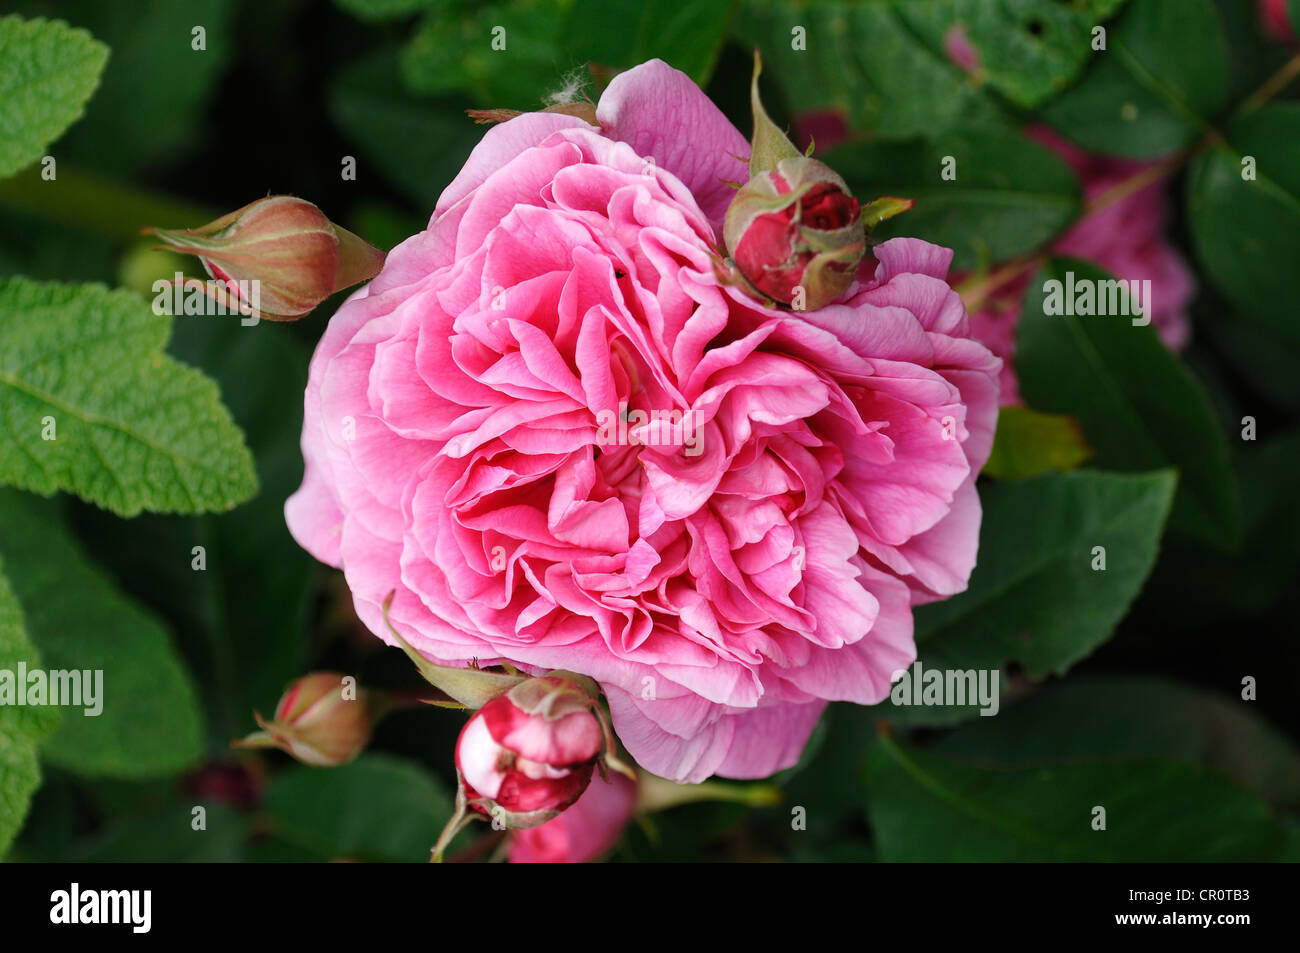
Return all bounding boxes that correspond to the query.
[723,53,866,311]
[455,675,603,829]
[235,672,378,767]
[145,196,385,321]
[724,157,864,310]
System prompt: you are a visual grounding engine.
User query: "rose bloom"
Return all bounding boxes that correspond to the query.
[286,60,1000,783]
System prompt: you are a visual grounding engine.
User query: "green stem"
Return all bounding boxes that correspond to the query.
[0,164,212,241]
[636,773,782,814]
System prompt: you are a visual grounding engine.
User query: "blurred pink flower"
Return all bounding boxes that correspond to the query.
[1260,0,1298,44]
[286,60,999,784]
[792,109,850,154]
[943,24,982,74]
[509,773,636,863]
[968,127,1194,405]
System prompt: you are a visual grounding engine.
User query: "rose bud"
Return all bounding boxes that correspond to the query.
[235,672,380,767]
[724,158,864,309]
[723,52,865,311]
[144,196,385,321]
[455,675,604,829]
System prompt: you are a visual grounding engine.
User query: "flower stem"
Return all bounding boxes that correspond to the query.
[1240,50,1300,115]
[0,164,212,241]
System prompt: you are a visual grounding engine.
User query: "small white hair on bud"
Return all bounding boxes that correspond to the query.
[544,68,591,107]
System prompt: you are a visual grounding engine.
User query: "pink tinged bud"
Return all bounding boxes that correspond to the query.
[144,196,385,321]
[724,52,865,311]
[235,672,378,767]
[724,159,865,310]
[454,676,603,829]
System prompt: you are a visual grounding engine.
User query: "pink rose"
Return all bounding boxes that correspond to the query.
[967,127,1194,405]
[508,773,636,863]
[286,60,1000,783]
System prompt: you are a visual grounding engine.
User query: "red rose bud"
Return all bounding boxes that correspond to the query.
[724,159,864,309]
[455,675,603,829]
[724,52,864,311]
[235,672,380,767]
[145,196,385,321]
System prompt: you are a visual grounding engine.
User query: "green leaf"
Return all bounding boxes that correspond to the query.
[333,0,436,20]
[402,0,579,107]
[71,802,247,862]
[0,560,60,857]
[892,0,1128,109]
[938,677,1300,809]
[563,0,735,86]
[1017,258,1241,545]
[1212,0,1292,104]
[737,0,1002,139]
[771,704,880,835]
[1137,429,1300,620]
[0,278,257,516]
[827,124,1080,271]
[71,316,316,745]
[261,753,456,862]
[1199,295,1300,413]
[0,15,108,179]
[1039,0,1229,158]
[865,733,1283,861]
[912,470,1177,677]
[0,490,203,777]
[983,405,1093,480]
[1187,104,1300,347]
[330,49,480,210]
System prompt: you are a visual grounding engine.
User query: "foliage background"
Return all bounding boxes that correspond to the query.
[0,0,1297,862]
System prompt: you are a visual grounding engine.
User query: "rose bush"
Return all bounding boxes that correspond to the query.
[286,60,1000,784]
